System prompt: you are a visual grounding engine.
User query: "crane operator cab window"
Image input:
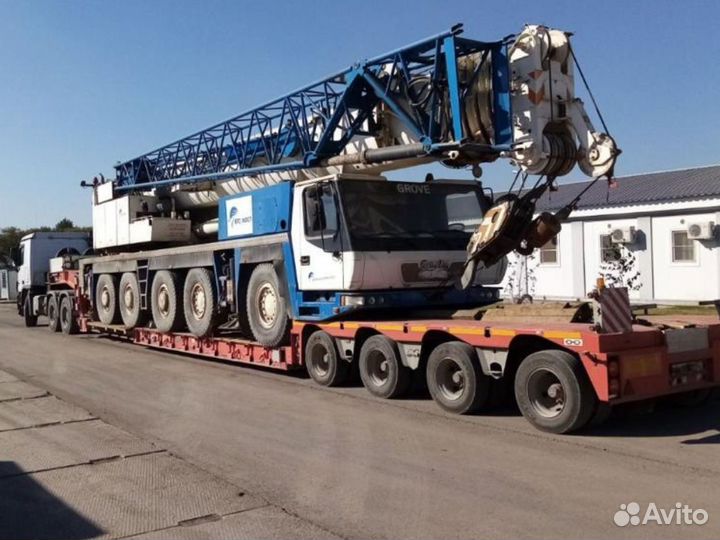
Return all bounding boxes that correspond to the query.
[303,183,340,252]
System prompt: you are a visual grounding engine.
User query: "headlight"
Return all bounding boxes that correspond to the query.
[341,296,365,307]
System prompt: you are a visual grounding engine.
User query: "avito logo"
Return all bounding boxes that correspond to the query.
[614,502,709,527]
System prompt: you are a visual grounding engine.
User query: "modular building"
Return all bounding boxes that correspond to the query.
[502,165,720,304]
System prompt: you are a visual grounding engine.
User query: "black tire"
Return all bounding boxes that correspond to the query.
[427,341,489,414]
[359,335,411,399]
[119,272,144,329]
[236,271,253,338]
[514,350,597,434]
[305,330,349,387]
[47,295,61,332]
[96,274,120,325]
[183,268,218,337]
[59,295,79,335]
[246,263,290,347]
[151,270,183,333]
[23,295,37,327]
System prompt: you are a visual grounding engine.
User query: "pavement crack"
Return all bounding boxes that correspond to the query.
[0,449,168,480]
[177,513,222,527]
[113,505,271,539]
[0,392,50,403]
[0,416,98,433]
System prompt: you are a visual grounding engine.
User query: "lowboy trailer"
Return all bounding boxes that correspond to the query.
[60,281,718,434]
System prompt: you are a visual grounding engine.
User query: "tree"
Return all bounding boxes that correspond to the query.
[0,227,24,260]
[54,218,75,231]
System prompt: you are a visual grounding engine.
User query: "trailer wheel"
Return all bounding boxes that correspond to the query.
[246,264,289,347]
[47,295,61,332]
[305,330,348,386]
[427,341,489,414]
[514,350,596,434]
[96,274,120,325]
[119,272,144,329]
[23,295,37,327]
[151,270,183,333]
[59,295,79,335]
[183,268,218,337]
[359,335,411,399]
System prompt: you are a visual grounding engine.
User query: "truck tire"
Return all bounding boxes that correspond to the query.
[23,295,38,327]
[305,330,349,386]
[151,270,183,333]
[59,295,79,335]
[359,335,411,399]
[47,295,61,332]
[246,264,290,347]
[183,268,218,337]
[236,271,253,338]
[427,341,489,414]
[514,350,597,434]
[96,274,120,325]
[119,272,144,329]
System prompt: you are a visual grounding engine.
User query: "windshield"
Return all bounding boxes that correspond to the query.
[338,180,489,251]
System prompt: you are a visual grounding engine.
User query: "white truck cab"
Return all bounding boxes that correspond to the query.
[289,174,506,293]
[13,231,91,313]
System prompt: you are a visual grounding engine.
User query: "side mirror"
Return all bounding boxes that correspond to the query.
[9,247,20,267]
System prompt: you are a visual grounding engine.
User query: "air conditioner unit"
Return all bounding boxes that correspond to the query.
[687,221,715,240]
[610,227,635,244]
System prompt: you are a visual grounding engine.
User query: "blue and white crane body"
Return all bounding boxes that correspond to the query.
[78,23,617,347]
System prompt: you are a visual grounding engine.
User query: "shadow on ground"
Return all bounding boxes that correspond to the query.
[583,395,720,441]
[0,462,104,540]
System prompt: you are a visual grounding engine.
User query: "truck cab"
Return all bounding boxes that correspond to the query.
[219,174,506,320]
[13,231,91,317]
[291,175,505,291]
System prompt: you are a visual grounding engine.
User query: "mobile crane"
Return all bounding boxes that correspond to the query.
[17,24,719,433]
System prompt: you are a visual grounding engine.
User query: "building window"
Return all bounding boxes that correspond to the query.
[539,236,559,264]
[600,234,621,263]
[671,230,696,262]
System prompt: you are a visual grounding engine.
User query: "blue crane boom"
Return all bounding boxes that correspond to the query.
[113,24,513,192]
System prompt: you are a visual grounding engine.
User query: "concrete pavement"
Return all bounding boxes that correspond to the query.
[0,303,718,539]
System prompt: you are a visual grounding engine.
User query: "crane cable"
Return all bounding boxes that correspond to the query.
[568,42,611,137]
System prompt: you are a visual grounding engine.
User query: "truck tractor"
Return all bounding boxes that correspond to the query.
[12,231,90,328]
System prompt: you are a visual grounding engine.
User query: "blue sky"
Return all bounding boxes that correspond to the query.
[0,0,718,228]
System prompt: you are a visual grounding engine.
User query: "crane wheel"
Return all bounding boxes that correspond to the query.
[59,295,79,335]
[305,330,349,387]
[47,295,61,332]
[151,270,183,333]
[427,341,489,414]
[96,274,120,325]
[23,295,38,327]
[183,268,218,337]
[246,264,289,347]
[514,350,596,434]
[359,335,411,399]
[119,272,144,329]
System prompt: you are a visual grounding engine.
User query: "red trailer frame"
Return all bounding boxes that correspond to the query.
[83,314,720,406]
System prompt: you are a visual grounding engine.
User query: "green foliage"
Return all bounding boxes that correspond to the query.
[54,218,75,231]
